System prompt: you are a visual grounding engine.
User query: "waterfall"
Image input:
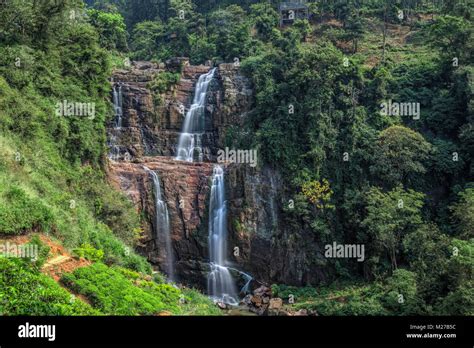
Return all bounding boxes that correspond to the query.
[108,84,124,161]
[226,266,254,295]
[108,144,121,161]
[207,165,239,305]
[144,166,175,281]
[269,174,278,228]
[175,68,216,162]
[140,127,150,155]
[240,272,253,295]
[113,84,123,129]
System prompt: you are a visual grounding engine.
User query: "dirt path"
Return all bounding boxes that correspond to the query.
[0,233,91,281]
[43,255,71,267]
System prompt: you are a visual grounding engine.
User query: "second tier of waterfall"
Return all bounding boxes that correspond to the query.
[207,165,239,305]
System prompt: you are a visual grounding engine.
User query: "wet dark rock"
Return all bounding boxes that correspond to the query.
[217,302,227,310]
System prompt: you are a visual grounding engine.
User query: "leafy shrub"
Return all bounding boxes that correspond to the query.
[149,72,181,94]
[148,71,181,106]
[61,263,180,315]
[0,257,98,315]
[26,235,51,268]
[281,282,388,316]
[87,9,128,51]
[381,269,426,315]
[435,281,474,315]
[301,179,334,209]
[84,223,151,274]
[73,243,104,262]
[179,288,222,316]
[152,272,167,284]
[0,186,54,235]
[115,267,220,314]
[61,263,221,316]
[271,284,319,302]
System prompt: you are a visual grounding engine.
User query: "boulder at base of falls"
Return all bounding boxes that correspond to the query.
[268,298,283,310]
[216,302,227,310]
[253,285,272,298]
[239,286,272,315]
[293,309,309,316]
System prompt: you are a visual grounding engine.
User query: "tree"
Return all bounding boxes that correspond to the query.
[460,122,474,177]
[293,19,312,42]
[436,281,474,315]
[370,126,432,188]
[402,223,450,301]
[125,0,168,28]
[427,15,472,61]
[361,186,425,275]
[382,269,425,315]
[427,139,465,179]
[165,0,202,58]
[442,1,472,21]
[88,9,128,50]
[301,179,334,209]
[208,5,252,62]
[0,0,80,47]
[189,34,216,64]
[249,3,279,41]
[88,0,126,13]
[450,188,474,239]
[131,21,165,60]
[345,10,364,52]
[445,238,474,293]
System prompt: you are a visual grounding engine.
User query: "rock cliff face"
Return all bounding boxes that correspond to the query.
[108,60,253,162]
[107,60,325,291]
[108,59,212,160]
[107,60,256,288]
[108,158,213,288]
[225,165,327,286]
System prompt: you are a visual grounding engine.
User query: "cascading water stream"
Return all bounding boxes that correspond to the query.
[207,165,239,305]
[144,166,175,281]
[175,68,216,162]
[226,266,254,295]
[108,84,124,161]
[113,84,123,128]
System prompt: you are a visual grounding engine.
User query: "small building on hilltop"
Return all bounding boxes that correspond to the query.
[279,1,309,26]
